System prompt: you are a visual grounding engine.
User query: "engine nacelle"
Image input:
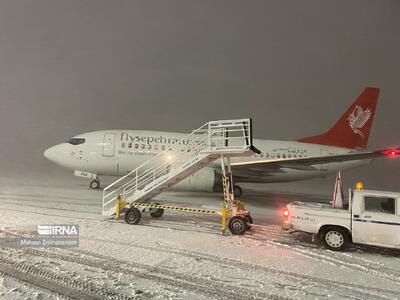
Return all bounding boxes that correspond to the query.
[172,168,221,193]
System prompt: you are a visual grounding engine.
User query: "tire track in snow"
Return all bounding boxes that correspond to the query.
[0,207,99,221]
[0,200,99,215]
[19,248,285,300]
[0,229,282,300]
[0,253,138,300]
[0,194,99,207]
[247,225,400,281]
[1,227,397,299]
[245,234,400,285]
[75,238,396,299]
[0,192,98,204]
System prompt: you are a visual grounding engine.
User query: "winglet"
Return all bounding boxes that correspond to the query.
[298,87,380,149]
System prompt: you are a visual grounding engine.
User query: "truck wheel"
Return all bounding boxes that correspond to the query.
[321,227,349,251]
[124,207,141,225]
[150,208,164,218]
[228,216,247,235]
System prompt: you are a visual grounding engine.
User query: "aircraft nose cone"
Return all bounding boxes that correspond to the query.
[44,147,53,160]
[44,145,59,162]
[44,143,74,168]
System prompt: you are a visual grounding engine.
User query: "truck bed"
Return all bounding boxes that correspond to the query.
[287,201,351,234]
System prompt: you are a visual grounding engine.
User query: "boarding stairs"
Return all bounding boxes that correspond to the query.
[102,118,258,216]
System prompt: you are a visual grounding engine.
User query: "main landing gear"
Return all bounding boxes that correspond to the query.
[233,185,242,198]
[90,178,100,189]
[215,184,243,197]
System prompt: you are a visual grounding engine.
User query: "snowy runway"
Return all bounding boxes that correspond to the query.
[0,176,399,299]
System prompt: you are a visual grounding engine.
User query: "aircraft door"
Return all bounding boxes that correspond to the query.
[102,133,116,157]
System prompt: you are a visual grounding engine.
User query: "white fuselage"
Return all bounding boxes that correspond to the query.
[44,130,371,183]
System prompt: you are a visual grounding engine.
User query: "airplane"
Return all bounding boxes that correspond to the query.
[44,87,399,196]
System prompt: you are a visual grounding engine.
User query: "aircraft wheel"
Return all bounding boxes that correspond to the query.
[90,179,100,189]
[228,216,248,235]
[124,207,142,225]
[150,208,164,218]
[321,227,349,251]
[233,185,242,197]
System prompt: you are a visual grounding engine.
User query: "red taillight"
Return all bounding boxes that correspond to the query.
[384,149,399,156]
[280,208,289,221]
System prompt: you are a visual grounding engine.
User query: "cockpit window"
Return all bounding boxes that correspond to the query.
[66,138,85,145]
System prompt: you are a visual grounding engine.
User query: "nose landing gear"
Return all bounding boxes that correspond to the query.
[90,179,100,189]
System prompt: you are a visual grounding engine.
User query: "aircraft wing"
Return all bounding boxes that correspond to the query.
[230,148,400,176]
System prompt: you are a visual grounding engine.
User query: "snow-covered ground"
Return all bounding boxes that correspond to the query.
[0,174,399,299]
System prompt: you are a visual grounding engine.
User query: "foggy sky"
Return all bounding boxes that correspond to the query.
[1,0,399,191]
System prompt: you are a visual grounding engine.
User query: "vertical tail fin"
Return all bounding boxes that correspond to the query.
[298,87,380,149]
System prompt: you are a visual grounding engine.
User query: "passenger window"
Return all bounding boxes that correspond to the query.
[141,144,145,150]
[134,144,139,149]
[161,145,166,151]
[66,138,85,145]
[148,144,152,150]
[364,196,396,214]
[154,145,159,151]
[282,154,286,158]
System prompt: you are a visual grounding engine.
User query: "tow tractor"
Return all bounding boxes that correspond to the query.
[102,118,260,235]
[283,174,400,251]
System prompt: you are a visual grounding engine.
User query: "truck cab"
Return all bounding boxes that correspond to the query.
[285,188,400,251]
[350,189,400,249]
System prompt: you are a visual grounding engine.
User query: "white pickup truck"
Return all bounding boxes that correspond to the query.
[284,189,400,251]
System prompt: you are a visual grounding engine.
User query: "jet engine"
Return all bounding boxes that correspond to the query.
[172,168,222,193]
